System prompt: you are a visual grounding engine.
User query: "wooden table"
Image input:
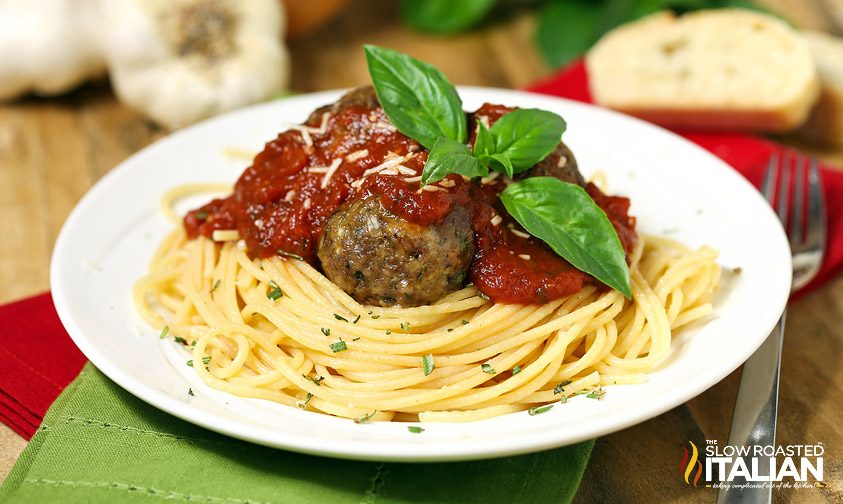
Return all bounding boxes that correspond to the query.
[1,1,841,501]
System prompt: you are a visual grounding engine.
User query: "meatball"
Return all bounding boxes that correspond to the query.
[307,86,379,124]
[318,196,474,307]
[519,141,585,187]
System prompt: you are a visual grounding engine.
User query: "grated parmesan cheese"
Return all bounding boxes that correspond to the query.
[320,158,343,189]
[284,190,296,202]
[308,112,331,135]
[345,149,369,163]
[439,179,456,188]
[510,228,530,239]
[286,125,313,148]
[362,153,408,177]
[518,254,531,261]
[490,215,502,226]
[303,198,312,210]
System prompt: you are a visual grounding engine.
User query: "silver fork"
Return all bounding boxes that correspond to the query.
[717,154,826,504]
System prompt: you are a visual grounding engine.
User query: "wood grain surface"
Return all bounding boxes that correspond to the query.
[1,1,841,502]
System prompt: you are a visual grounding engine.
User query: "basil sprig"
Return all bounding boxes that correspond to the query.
[500,177,631,298]
[474,108,566,177]
[421,109,565,184]
[364,45,466,149]
[364,45,630,297]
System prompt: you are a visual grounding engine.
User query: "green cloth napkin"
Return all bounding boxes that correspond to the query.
[0,364,593,503]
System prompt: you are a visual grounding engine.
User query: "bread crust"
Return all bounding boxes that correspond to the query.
[586,9,820,133]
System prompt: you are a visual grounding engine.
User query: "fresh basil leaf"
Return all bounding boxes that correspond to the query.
[536,0,603,68]
[487,109,566,175]
[500,177,631,298]
[364,45,467,149]
[422,137,487,185]
[479,152,515,178]
[473,120,494,157]
[401,0,496,35]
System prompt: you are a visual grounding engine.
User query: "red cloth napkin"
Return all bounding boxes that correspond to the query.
[0,293,86,438]
[1,61,841,440]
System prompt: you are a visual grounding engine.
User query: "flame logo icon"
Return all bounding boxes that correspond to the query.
[680,441,703,487]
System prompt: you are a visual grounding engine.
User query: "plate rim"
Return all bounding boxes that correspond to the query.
[50,86,792,462]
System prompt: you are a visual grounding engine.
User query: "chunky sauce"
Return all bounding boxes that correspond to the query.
[185,100,636,304]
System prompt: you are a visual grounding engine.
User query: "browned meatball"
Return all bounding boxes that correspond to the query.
[317,196,474,307]
[307,86,379,124]
[519,141,585,187]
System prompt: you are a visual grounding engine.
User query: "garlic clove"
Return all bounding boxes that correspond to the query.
[0,0,106,101]
[102,0,290,129]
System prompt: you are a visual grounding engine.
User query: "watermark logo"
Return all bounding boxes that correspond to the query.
[680,441,703,487]
[679,439,825,490]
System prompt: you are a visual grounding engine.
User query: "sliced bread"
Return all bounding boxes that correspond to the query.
[799,30,843,146]
[585,9,820,132]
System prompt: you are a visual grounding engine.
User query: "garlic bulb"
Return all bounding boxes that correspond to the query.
[0,0,105,100]
[102,0,289,129]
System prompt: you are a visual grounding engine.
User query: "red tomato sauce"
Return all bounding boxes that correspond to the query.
[185,99,636,305]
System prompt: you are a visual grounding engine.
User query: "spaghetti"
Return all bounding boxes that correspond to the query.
[134,221,720,423]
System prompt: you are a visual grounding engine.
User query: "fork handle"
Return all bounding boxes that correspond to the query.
[717,312,786,504]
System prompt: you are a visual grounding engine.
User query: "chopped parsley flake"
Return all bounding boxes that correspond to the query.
[321,327,331,336]
[481,363,496,374]
[586,389,606,400]
[353,314,361,324]
[303,374,325,386]
[188,388,194,396]
[371,314,381,319]
[174,336,187,345]
[528,404,553,416]
[352,337,361,341]
[266,280,283,300]
[512,365,521,375]
[334,313,349,322]
[159,326,170,339]
[478,292,490,301]
[355,411,377,424]
[385,329,392,335]
[297,392,313,409]
[460,320,469,325]
[553,380,572,395]
[559,396,568,404]
[447,328,454,332]
[400,322,410,331]
[210,279,221,293]
[422,354,434,376]
[330,340,348,353]
[407,426,424,434]
[187,356,211,367]
[195,210,208,221]
[277,249,304,261]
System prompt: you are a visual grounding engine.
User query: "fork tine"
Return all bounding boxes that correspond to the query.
[805,157,827,252]
[761,154,777,204]
[790,156,805,246]
[777,154,790,225]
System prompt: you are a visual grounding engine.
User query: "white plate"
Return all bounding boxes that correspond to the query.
[51,88,791,462]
